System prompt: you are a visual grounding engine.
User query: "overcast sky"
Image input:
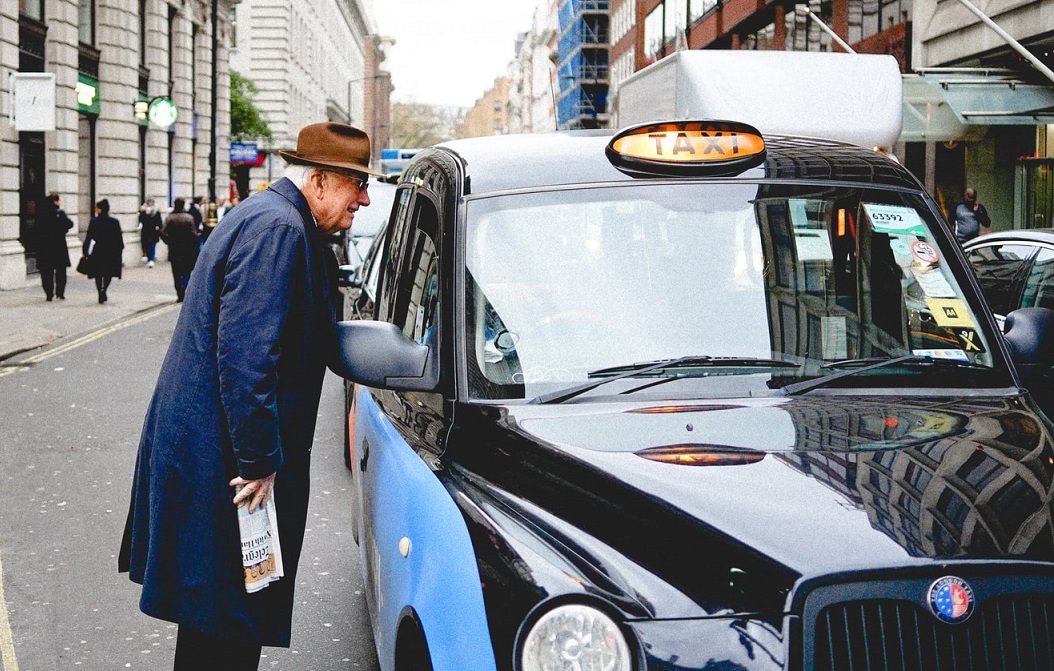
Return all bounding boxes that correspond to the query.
[373,0,540,108]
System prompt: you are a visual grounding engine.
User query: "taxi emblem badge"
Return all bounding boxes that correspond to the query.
[928,576,975,624]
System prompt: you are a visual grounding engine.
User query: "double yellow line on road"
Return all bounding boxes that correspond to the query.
[0,303,177,670]
[0,304,178,378]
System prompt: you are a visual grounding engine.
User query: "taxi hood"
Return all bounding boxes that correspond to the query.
[458,394,1054,606]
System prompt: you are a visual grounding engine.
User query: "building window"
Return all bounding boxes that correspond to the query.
[79,0,94,45]
[689,0,718,22]
[644,6,664,64]
[229,6,237,49]
[19,0,43,21]
[848,0,910,43]
[664,0,683,43]
[786,1,837,52]
[743,22,776,50]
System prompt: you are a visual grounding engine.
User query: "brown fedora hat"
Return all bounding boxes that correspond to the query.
[278,122,386,177]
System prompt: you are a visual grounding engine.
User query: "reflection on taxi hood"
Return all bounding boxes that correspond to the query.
[491,395,1054,579]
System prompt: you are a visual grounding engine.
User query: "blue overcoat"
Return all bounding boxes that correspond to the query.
[119,178,336,645]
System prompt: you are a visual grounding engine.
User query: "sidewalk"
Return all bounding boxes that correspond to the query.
[0,261,177,361]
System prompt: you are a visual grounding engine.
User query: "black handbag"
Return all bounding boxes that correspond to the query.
[76,255,93,276]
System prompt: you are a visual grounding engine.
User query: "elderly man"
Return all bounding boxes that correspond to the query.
[119,122,381,669]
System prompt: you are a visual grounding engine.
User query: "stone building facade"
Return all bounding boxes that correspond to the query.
[2,0,238,289]
[227,0,389,195]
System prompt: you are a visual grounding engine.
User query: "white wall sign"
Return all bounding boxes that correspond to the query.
[10,73,57,132]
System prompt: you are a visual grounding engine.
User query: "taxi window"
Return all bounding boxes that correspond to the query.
[464,182,1003,401]
[965,242,1035,316]
[392,198,440,341]
[1021,247,1054,313]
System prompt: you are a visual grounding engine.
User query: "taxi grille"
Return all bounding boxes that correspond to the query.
[812,595,1054,671]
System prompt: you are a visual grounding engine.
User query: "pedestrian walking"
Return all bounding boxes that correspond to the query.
[954,187,991,244]
[83,198,123,304]
[160,198,200,302]
[35,192,74,301]
[138,198,162,267]
[118,122,378,669]
[188,195,204,235]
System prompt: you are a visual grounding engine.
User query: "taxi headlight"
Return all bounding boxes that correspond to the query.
[521,603,633,671]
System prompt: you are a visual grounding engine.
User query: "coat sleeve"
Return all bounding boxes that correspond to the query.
[217,221,304,480]
[83,220,95,256]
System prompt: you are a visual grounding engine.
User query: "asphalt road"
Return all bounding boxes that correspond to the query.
[0,306,380,670]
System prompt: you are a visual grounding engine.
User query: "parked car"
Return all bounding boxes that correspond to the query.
[963,228,1054,413]
[332,119,1054,671]
[963,229,1054,324]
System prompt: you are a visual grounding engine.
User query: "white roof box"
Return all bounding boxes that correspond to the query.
[615,50,903,150]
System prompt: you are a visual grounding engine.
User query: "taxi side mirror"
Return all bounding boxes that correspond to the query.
[1003,307,1054,377]
[332,320,438,392]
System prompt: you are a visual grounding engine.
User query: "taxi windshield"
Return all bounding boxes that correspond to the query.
[464,182,1007,401]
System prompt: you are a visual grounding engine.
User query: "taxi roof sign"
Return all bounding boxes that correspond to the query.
[606,120,766,177]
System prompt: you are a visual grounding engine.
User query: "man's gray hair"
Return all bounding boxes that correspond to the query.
[284,163,321,189]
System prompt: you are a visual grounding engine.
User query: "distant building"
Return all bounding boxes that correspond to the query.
[2,0,237,289]
[228,0,390,196]
[458,77,512,139]
[555,0,610,129]
[509,1,561,135]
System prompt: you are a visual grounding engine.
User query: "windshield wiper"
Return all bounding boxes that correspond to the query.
[781,354,986,396]
[531,356,798,405]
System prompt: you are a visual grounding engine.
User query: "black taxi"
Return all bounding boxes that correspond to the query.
[333,119,1054,671]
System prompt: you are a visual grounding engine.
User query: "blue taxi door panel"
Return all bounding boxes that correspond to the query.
[355,387,498,671]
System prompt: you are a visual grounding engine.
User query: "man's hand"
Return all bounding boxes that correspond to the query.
[230,472,276,514]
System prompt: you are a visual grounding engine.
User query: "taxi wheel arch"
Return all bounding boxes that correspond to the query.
[394,610,434,671]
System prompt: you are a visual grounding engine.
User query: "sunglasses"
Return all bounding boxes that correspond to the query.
[323,170,369,191]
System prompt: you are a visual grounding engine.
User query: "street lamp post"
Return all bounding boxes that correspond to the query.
[207,0,219,229]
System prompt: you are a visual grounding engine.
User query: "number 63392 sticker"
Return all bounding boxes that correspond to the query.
[863,203,928,236]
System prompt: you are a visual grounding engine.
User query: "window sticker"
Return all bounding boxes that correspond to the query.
[910,240,940,266]
[889,236,915,268]
[822,316,848,360]
[925,298,976,328]
[913,348,970,362]
[794,228,834,262]
[863,203,928,236]
[911,267,956,298]
[955,329,986,354]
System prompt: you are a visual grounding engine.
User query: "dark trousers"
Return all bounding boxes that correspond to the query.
[171,265,192,302]
[94,275,112,302]
[174,626,262,671]
[40,267,67,299]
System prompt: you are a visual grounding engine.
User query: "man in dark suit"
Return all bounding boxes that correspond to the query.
[35,193,74,301]
[119,123,380,669]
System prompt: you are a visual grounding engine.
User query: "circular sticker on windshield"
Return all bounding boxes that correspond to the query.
[928,576,975,624]
[911,240,940,265]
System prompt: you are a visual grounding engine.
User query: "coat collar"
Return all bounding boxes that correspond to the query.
[269,177,318,234]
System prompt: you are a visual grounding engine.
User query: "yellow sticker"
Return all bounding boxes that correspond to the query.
[925,298,975,328]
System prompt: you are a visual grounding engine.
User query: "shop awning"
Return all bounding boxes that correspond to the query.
[901,70,1054,142]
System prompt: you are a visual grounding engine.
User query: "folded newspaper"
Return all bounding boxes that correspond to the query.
[237,488,285,593]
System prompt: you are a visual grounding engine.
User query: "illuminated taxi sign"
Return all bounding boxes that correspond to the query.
[606,120,766,177]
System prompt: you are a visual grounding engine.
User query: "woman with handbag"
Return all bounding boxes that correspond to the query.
[83,198,124,304]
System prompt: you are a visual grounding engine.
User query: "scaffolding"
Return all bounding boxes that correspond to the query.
[556,0,610,129]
